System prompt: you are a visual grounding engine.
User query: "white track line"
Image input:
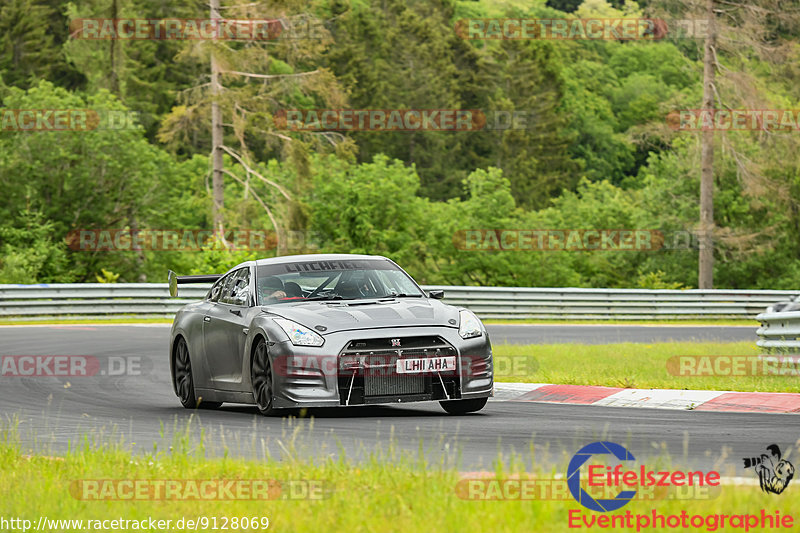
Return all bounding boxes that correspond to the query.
[592,389,726,410]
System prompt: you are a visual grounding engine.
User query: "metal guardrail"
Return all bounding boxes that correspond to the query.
[0,283,795,321]
[426,286,794,320]
[756,310,800,349]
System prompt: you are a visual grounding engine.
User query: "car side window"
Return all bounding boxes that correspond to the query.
[232,268,251,306]
[216,272,238,305]
[220,268,251,306]
[207,278,224,302]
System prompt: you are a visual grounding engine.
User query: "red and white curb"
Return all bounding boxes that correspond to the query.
[493,383,800,413]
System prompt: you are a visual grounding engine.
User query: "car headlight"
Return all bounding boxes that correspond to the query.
[458,309,483,339]
[274,318,325,346]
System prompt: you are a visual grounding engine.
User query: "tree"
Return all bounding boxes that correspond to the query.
[0,0,83,89]
[648,0,800,287]
[63,0,205,139]
[159,0,350,253]
[307,154,427,269]
[323,0,469,199]
[0,81,206,282]
[698,0,716,289]
[483,39,580,209]
[0,209,72,283]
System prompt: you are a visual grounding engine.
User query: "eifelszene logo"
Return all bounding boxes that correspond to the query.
[743,444,795,495]
[567,441,720,513]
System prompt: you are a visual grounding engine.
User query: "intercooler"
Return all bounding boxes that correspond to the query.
[337,336,459,402]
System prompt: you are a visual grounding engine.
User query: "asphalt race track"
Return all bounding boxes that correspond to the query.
[0,324,783,473]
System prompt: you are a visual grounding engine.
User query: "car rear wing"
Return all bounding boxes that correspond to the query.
[168,270,222,297]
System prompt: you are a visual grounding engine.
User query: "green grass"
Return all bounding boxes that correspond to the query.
[1,421,796,533]
[492,342,799,392]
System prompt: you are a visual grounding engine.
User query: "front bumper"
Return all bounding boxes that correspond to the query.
[268,326,493,409]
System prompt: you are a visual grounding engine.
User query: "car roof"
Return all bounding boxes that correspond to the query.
[253,253,390,266]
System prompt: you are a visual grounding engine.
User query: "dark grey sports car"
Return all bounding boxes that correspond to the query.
[168,254,493,415]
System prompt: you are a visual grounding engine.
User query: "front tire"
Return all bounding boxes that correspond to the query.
[440,397,487,415]
[173,337,222,410]
[251,337,278,416]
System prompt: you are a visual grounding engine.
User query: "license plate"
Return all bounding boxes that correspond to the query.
[396,356,457,374]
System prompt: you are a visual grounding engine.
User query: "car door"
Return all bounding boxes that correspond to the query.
[203,267,253,390]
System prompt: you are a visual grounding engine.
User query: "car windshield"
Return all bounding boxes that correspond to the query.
[256,258,424,304]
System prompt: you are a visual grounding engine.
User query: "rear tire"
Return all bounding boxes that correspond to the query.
[173,337,222,410]
[251,337,278,416]
[440,397,487,415]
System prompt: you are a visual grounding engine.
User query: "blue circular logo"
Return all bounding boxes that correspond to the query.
[567,441,637,512]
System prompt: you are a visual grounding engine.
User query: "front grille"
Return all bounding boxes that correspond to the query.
[341,336,455,356]
[338,336,459,402]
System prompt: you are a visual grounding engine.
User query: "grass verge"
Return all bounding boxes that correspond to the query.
[0,423,796,533]
[492,342,799,392]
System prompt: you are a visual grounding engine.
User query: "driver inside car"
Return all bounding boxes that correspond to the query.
[258,276,286,302]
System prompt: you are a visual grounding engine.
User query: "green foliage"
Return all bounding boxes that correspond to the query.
[0,0,798,290]
[0,0,83,89]
[186,238,260,276]
[95,268,120,283]
[0,209,71,283]
[308,154,427,268]
[0,81,210,282]
[324,0,579,203]
[63,0,206,139]
[323,0,470,198]
[635,270,685,290]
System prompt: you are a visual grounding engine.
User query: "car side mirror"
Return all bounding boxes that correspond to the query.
[168,270,178,297]
[428,290,445,300]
